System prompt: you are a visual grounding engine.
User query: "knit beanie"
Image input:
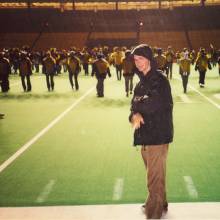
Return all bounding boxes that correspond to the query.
[131,44,153,61]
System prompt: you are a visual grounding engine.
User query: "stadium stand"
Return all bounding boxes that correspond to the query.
[0,6,220,50]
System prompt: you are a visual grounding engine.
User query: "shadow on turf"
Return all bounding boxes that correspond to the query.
[0,92,79,100]
[90,97,131,107]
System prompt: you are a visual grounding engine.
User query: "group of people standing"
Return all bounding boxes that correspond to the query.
[0,44,219,97]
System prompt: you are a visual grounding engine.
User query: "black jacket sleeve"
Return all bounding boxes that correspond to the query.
[131,78,172,115]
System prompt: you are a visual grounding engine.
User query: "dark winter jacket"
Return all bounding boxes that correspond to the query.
[129,66,173,146]
[0,57,11,79]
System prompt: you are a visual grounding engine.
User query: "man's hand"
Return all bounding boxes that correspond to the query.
[131,113,145,130]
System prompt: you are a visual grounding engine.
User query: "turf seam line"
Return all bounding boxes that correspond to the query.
[183,176,198,199]
[174,77,220,110]
[36,179,55,203]
[0,86,95,173]
[112,178,124,201]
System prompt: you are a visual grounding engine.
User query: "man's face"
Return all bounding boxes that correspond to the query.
[134,55,151,75]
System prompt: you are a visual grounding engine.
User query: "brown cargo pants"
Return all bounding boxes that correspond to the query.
[141,144,169,219]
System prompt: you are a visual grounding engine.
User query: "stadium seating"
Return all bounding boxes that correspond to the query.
[0,6,220,50]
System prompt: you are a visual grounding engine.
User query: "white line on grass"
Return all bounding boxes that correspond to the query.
[0,86,95,173]
[36,179,55,203]
[112,178,124,201]
[174,77,220,110]
[183,176,198,199]
[188,85,220,110]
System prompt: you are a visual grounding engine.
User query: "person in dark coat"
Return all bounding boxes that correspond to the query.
[92,53,111,97]
[19,51,32,92]
[129,44,173,219]
[0,52,10,92]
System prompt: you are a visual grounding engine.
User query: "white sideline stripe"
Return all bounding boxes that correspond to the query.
[36,180,55,203]
[179,94,192,103]
[0,86,95,173]
[183,176,198,199]
[174,77,220,110]
[113,178,124,201]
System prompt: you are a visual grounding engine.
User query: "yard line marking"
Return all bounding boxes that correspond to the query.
[0,86,95,173]
[36,179,55,203]
[183,176,198,199]
[179,94,192,103]
[188,85,220,110]
[174,77,220,110]
[113,178,124,201]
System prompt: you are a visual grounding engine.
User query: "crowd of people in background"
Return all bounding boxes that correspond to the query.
[0,44,220,97]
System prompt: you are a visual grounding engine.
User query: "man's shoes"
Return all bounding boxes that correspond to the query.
[141,203,168,213]
[0,113,5,119]
[97,94,104,98]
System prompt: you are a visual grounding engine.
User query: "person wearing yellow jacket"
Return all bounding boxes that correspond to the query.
[122,50,135,97]
[67,51,81,90]
[19,51,32,92]
[165,46,175,79]
[92,53,111,97]
[112,47,124,81]
[155,48,167,75]
[42,51,56,91]
[179,49,191,93]
[195,48,212,88]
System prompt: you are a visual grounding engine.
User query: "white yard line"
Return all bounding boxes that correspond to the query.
[0,86,95,173]
[188,85,220,110]
[174,77,220,110]
[36,180,55,203]
[183,176,198,199]
[112,178,124,201]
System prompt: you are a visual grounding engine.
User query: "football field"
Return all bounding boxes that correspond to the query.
[0,64,220,207]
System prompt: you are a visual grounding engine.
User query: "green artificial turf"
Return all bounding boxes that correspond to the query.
[0,64,220,207]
